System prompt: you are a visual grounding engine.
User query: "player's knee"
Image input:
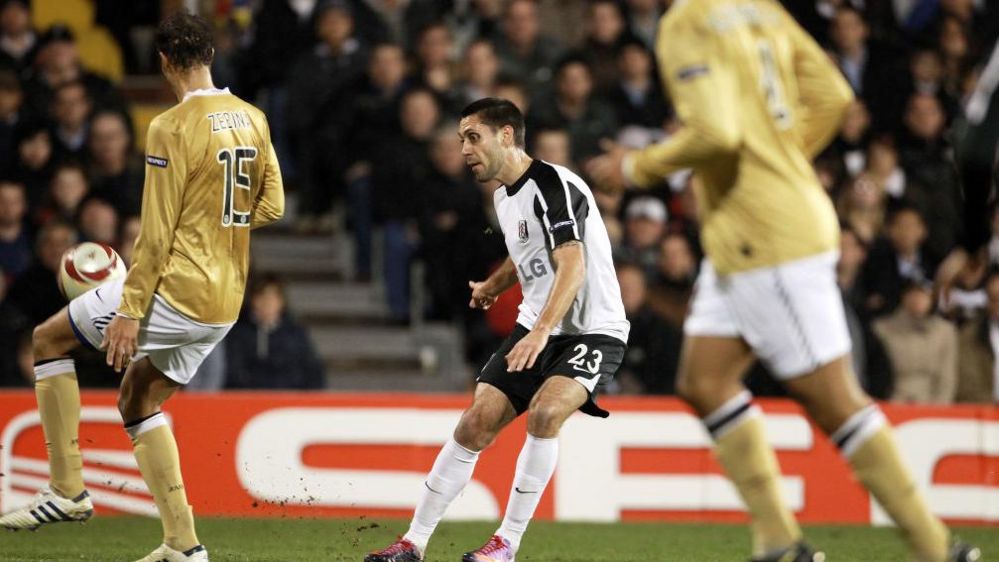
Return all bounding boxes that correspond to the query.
[454,408,500,451]
[32,323,57,359]
[526,401,564,437]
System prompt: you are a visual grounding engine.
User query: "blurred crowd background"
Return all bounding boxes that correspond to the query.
[0,0,997,405]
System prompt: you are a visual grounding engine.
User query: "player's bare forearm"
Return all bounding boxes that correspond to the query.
[483,257,519,296]
[533,241,585,335]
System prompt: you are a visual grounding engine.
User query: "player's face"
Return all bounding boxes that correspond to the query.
[458,115,506,182]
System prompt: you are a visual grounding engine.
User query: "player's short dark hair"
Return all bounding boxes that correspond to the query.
[155,12,214,71]
[460,97,526,148]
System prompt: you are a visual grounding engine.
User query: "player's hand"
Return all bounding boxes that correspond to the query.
[100,314,139,373]
[584,140,629,193]
[468,280,498,310]
[505,329,549,372]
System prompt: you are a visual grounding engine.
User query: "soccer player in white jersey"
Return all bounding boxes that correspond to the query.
[365,98,629,562]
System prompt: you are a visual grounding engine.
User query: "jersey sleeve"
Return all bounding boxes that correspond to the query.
[532,168,589,250]
[118,117,188,320]
[788,14,854,158]
[626,19,742,188]
[251,124,285,229]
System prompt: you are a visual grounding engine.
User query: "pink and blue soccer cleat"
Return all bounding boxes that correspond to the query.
[462,535,515,562]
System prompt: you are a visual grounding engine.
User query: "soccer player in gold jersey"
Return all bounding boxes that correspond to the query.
[588,1,980,561]
[0,13,284,562]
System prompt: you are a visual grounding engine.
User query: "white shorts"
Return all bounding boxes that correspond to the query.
[67,276,233,385]
[684,251,851,379]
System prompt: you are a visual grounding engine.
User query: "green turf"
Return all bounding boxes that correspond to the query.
[1,517,994,561]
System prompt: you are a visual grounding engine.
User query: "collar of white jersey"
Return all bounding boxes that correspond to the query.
[182,87,231,103]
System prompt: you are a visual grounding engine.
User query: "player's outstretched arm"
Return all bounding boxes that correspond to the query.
[469,257,518,309]
[505,242,585,372]
[251,133,285,229]
[587,24,740,191]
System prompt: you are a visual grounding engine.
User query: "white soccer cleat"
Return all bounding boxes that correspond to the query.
[133,543,209,562]
[0,487,93,531]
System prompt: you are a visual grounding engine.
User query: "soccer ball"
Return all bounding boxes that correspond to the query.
[58,242,127,300]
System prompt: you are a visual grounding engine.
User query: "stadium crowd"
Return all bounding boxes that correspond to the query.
[0,0,997,404]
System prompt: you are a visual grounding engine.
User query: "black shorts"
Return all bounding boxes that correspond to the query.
[477,324,627,418]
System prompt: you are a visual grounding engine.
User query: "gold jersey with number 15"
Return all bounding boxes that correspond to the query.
[118,88,284,325]
[628,0,854,274]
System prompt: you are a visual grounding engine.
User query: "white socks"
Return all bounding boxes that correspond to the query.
[496,434,559,552]
[404,438,480,552]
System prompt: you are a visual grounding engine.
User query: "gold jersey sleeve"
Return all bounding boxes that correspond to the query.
[625,0,854,274]
[118,92,284,323]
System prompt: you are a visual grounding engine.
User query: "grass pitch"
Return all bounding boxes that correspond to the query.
[1,517,994,561]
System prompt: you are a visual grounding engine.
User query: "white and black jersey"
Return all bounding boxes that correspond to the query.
[493,159,629,343]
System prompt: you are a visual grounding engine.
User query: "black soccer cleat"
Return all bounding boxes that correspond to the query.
[750,542,825,562]
[949,541,982,562]
[364,537,424,562]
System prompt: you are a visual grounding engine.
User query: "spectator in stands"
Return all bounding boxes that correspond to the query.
[457,38,500,106]
[0,178,28,277]
[344,41,410,274]
[862,205,937,316]
[865,137,906,201]
[240,0,321,172]
[837,172,887,246]
[0,0,35,73]
[527,55,617,162]
[225,274,325,389]
[826,101,871,181]
[906,48,959,120]
[77,196,117,245]
[23,25,118,118]
[36,161,88,226]
[578,0,631,90]
[12,121,52,204]
[493,0,563,89]
[0,70,22,174]
[938,16,970,95]
[494,76,528,114]
[956,270,999,403]
[419,126,490,321]
[4,220,74,325]
[648,232,697,328]
[898,93,962,259]
[829,6,901,132]
[347,0,439,46]
[50,80,91,161]
[874,281,958,403]
[371,88,440,322]
[624,0,662,48]
[531,126,571,168]
[287,0,366,232]
[616,262,681,394]
[606,39,669,131]
[414,21,462,113]
[87,109,142,216]
[445,0,501,55]
[0,270,30,386]
[838,225,893,398]
[617,196,667,282]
